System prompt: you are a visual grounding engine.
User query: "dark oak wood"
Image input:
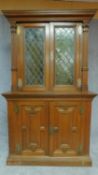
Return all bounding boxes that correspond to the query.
[2,10,97,166]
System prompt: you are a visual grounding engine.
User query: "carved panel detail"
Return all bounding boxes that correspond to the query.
[25,106,42,114]
[57,106,74,113]
[60,144,71,152]
[29,142,38,151]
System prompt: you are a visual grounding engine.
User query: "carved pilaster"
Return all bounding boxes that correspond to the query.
[82,22,89,91]
[11,23,18,91]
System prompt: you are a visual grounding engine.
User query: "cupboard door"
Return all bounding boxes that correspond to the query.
[17,22,82,93]
[12,101,49,156]
[50,23,82,92]
[49,101,84,156]
[17,23,50,92]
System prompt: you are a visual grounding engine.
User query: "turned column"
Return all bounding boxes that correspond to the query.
[10,23,18,91]
[82,22,89,91]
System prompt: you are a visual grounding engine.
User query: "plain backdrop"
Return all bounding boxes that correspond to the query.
[0,14,98,175]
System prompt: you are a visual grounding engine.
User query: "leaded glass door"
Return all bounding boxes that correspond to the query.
[17,22,82,92]
[17,23,50,92]
[50,23,82,92]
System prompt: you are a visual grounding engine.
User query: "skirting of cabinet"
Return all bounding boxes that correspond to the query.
[7,155,92,166]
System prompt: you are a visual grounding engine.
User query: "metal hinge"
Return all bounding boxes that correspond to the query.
[77,78,82,89]
[14,104,19,113]
[77,144,83,155]
[17,78,23,89]
[15,144,21,154]
[80,106,85,115]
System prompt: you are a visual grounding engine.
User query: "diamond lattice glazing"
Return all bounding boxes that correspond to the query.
[55,27,75,85]
[24,28,45,85]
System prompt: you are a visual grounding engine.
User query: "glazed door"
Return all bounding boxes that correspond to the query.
[13,101,49,156]
[49,101,84,156]
[17,22,82,93]
[17,23,50,92]
[50,23,82,92]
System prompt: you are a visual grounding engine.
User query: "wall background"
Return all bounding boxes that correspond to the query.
[89,20,98,166]
[0,14,11,165]
[0,13,98,174]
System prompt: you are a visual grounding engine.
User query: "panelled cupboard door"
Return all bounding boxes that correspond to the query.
[8,100,89,158]
[10,101,49,156]
[49,101,85,157]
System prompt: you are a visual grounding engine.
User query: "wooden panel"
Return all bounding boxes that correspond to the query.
[49,101,85,156]
[8,101,22,154]
[21,102,49,155]
[8,101,49,156]
[6,95,94,166]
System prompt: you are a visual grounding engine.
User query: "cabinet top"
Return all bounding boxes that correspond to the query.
[3,10,96,23]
